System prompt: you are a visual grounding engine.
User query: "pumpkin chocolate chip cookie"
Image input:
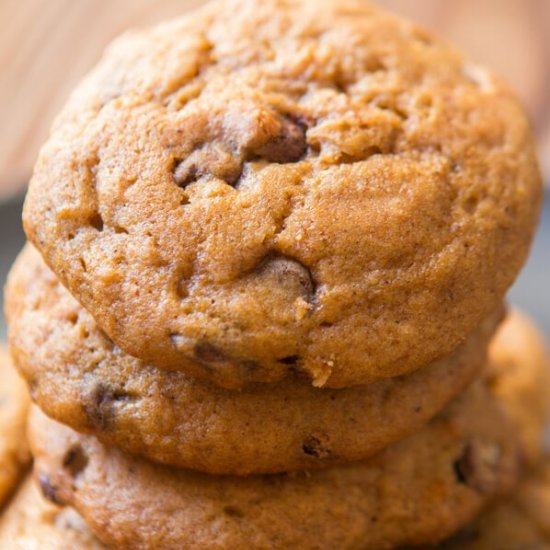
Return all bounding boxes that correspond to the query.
[435,456,550,550]
[23,0,542,388]
[6,245,500,475]
[29,364,530,550]
[484,309,550,465]
[0,346,31,507]
[0,477,107,549]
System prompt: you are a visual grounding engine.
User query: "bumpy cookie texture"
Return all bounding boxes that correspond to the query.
[434,457,550,550]
[6,245,500,474]
[23,0,542,388]
[0,477,107,549]
[29,366,526,550]
[0,346,31,507]
[485,309,550,465]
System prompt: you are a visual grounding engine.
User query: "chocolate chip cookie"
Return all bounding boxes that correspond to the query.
[0,346,30,507]
[485,309,550,464]
[29,367,527,550]
[0,477,107,549]
[23,0,542,388]
[435,456,550,550]
[6,245,500,474]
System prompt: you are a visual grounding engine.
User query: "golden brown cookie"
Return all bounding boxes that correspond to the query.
[435,456,550,550]
[23,0,542,389]
[0,346,30,508]
[0,477,107,549]
[485,310,550,465]
[6,245,500,475]
[29,372,525,550]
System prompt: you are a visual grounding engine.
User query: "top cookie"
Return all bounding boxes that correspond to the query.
[23,0,542,388]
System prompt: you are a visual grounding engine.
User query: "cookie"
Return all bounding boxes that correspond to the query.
[485,309,550,464]
[6,245,500,475]
[22,0,542,389]
[0,346,31,507]
[435,456,550,550]
[29,367,527,550]
[0,477,107,549]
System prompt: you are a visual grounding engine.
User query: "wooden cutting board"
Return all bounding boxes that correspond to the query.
[1,0,549,200]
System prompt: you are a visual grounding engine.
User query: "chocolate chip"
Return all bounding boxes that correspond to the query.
[173,336,258,377]
[253,118,307,163]
[278,355,299,366]
[88,213,104,231]
[453,441,502,494]
[259,256,315,302]
[194,342,226,364]
[83,383,131,431]
[38,474,64,505]
[302,435,332,459]
[62,444,89,478]
[223,506,245,518]
[174,147,243,188]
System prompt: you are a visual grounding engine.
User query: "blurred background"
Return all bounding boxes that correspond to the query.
[0,0,549,340]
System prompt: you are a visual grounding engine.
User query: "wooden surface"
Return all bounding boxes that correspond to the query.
[1,0,549,200]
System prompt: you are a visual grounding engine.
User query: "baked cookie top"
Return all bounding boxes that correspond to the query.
[0,346,30,507]
[23,0,542,387]
[29,346,535,550]
[5,245,499,474]
[0,477,106,549]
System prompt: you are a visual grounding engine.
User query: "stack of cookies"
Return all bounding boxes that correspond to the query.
[2,0,549,548]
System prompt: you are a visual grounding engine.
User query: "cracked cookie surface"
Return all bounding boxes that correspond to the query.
[23,0,542,387]
[6,245,499,474]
